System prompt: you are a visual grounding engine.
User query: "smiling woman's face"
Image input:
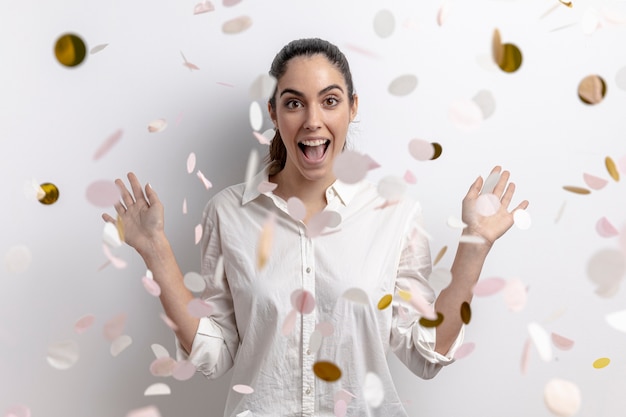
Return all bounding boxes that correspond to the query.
[269,54,358,185]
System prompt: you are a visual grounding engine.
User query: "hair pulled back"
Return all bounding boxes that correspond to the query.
[266,38,356,175]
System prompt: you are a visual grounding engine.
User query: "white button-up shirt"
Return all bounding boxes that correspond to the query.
[176,168,463,417]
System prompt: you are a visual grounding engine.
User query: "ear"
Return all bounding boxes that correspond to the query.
[267,101,277,126]
[349,94,359,122]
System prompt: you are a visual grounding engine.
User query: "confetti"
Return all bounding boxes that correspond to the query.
[182,198,187,214]
[309,330,323,354]
[184,271,206,293]
[454,342,475,359]
[258,180,277,194]
[54,33,87,67]
[86,180,120,207]
[528,322,552,362]
[428,268,452,293]
[196,170,212,189]
[90,43,108,54]
[172,360,196,381]
[126,405,162,417]
[281,309,297,335]
[249,74,277,101]
[403,170,417,184]
[102,243,127,269]
[586,249,625,297]
[605,310,626,332]
[160,313,178,331]
[596,217,618,237]
[223,0,241,6]
[578,75,606,105]
[4,245,32,274]
[513,209,532,230]
[334,399,348,417]
[605,156,620,181]
[151,344,170,359]
[408,138,434,161]
[3,405,31,417]
[142,275,161,297]
[316,321,334,337]
[373,9,395,38]
[111,335,132,357]
[257,213,275,269]
[249,101,263,131]
[333,150,370,184]
[616,66,626,91]
[74,314,95,334]
[103,222,122,248]
[342,288,369,305]
[147,119,167,133]
[307,211,341,238]
[287,197,306,221]
[313,361,342,382]
[593,357,611,369]
[582,7,602,35]
[181,51,200,70]
[559,0,573,8]
[193,0,214,14]
[544,378,581,417]
[103,313,127,342]
[363,372,384,408]
[377,294,393,310]
[150,357,177,377]
[245,149,260,187]
[472,89,496,119]
[144,383,171,396]
[388,74,418,96]
[480,171,501,195]
[551,333,575,350]
[433,246,447,265]
[291,289,316,314]
[437,2,451,26]
[460,302,471,324]
[447,216,467,229]
[194,224,203,245]
[232,384,254,394]
[47,340,79,370]
[377,176,406,202]
[187,298,214,318]
[187,152,196,174]
[459,235,486,244]
[562,185,590,195]
[492,29,523,73]
[473,277,506,296]
[222,16,252,34]
[520,338,531,375]
[476,193,501,217]
[419,312,444,328]
[38,182,60,205]
[253,130,273,145]
[93,129,123,160]
[503,278,527,312]
[582,173,608,190]
[431,143,443,160]
[448,98,483,131]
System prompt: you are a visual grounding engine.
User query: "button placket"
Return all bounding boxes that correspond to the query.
[300,227,316,416]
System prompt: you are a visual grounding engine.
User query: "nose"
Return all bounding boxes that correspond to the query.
[304,105,322,130]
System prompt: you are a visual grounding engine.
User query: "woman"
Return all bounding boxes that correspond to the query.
[103,38,528,417]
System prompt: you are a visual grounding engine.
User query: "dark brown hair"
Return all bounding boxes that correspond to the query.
[266,38,356,175]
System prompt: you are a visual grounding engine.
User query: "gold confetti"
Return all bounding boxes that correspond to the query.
[313,361,342,382]
[38,183,60,205]
[492,29,522,73]
[431,142,443,160]
[593,357,610,369]
[377,294,393,310]
[419,312,444,328]
[559,0,573,7]
[54,33,87,67]
[433,246,447,266]
[460,302,471,324]
[116,214,125,243]
[492,29,503,68]
[606,156,620,182]
[257,215,274,269]
[398,289,411,301]
[562,186,591,195]
[578,75,606,105]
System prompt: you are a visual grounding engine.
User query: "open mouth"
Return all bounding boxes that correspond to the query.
[298,139,330,162]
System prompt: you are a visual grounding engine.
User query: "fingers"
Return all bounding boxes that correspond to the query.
[102,213,115,223]
[491,168,510,198]
[127,172,148,205]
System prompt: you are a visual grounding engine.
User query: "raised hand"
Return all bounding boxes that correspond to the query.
[461,166,529,246]
[102,172,165,257]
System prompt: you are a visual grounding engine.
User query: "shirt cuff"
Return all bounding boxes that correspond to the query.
[175,316,227,376]
[413,324,465,364]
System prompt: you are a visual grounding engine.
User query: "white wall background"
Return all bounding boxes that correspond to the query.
[2,0,626,416]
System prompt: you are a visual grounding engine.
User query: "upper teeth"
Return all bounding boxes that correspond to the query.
[300,139,326,146]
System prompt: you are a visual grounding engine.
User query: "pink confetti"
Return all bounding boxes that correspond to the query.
[453,342,476,359]
[583,173,608,190]
[222,15,253,34]
[193,0,214,14]
[253,131,271,145]
[551,332,575,350]
[315,321,334,337]
[232,384,254,394]
[473,277,506,296]
[257,181,277,193]
[334,399,347,417]
[287,197,306,221]
[618,155,626,175]
[291,289,316,314]
[476,193,501,217]
[195,224,203,245]
[377,176,406,202]
[187,152,197,173]
[406,287,437,320]
[343,43,380,59]
[187,298,214,317]
[147,119,167,133]
[403,170,417,184]
[281,309,297,335]
[3,405,31,417]
[93,129,123,160]
[74,314,95,334]
[503,278,527,312]
[196,170,213,190]
[333,150,369,184]
[103,313,127,342]
[126,406,162,417]
[86,180,121,207]
[183,61,200,71]
[408,138,434,161]
[102,244,127,269]
[520,338,531,375]
[150,357,176,377]
[448,98,483,131]
[342,288,369,305]
[307,211,341,238]
[160,313,178,331]
[111,335,133,357]
[142,276,161,297]
[596,217,619,237]
[172,360,196,381]
[223,0,241,6]
[437,2,451,26]
[182,198,187,214]
[364,154,381,170]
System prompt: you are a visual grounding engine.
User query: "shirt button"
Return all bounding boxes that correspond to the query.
[305,388,311,395]
[306,349,311,355]
[306,267,311,273]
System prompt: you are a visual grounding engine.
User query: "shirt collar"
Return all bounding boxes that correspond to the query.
[241,165,364,207]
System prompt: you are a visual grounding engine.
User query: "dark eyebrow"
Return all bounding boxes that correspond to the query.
[279,84,345,98]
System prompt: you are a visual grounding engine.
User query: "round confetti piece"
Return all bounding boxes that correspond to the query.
[86,180,120,207]
[408,138,434,161]
[334,399,348,417]
[144,383,171,396]
[142,275,161,297]
[333,150,369,184]
[287,197,306,221]
[551,333,574,351]
[454,342,476,360]
[281,308,297,336]
[183,271,206,293]
[578,75,606,105]
[388,74,417,96]
[193,0,214,14]
[513,209,532,230]
[315,321,334,337]
[38,182,60,205]
[47,339,80,370]
[606,310,626,333]
[54,33,87,67]
[528,322,552,362]
[102,243,127,269]
[111,334,132,357]
[472,89,496,119]
[291,289,316,314]
[74,314,95,334]
[473,277,506,296]
[582,173,608,190]
[586,249,625,297]
[605,156,620,181]
[147,118,167,133]
[257,180,277,194]
[150,357,177,377]
[593,357,610,369]
[103,221,122,248]
[103,313,126,342]
[313,361,342,382]
[460,302,471,324]
[428,268,452,293]
[503,278,527,312]
[187,152,196,174]
[449,98,483,131]
[4,245,32,274]
[562,185,591,195]
[497,43,523,73]
[307,211,342,238]
[377,176,406,202]
[481,171,501,195]
[127,405,162,417]
[151,344,170,359]
[232,384,254,394]
[403,170,417,184]
[544,378,581,417]
[476,193,501,217]
[160,313,178,331]
[373,9,395,38]
[249,101,263,131]
[596,217,618,238]
[342,288,369,305]
[172,360,196,381]
[308,330,323,354]
[222,15,252,34]
[3,405,31,417]
[447,216,467,229]
[430,142,443,160]
[377,294,393,310]
[363,372,384,408]
[249,74,277,101]
[419,312,444,328]
[187,298,214,317]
